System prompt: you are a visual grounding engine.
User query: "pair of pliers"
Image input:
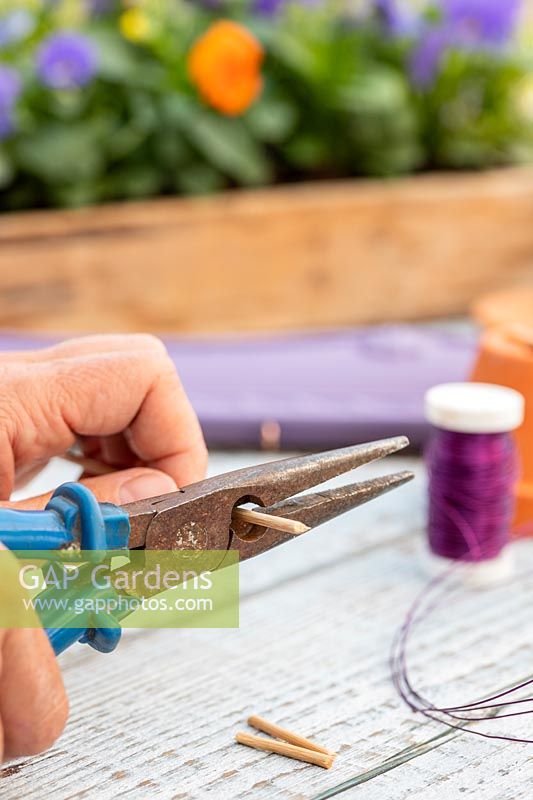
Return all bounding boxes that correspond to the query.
[0,436,413,655]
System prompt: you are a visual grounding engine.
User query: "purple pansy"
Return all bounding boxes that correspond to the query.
[374,0,421,36]
[374,0,402,32]
[254,0,286,13]
[444,0,521,47]
[391,0,523,88]
[0,64,22,140]
[254,0,319,15]
[85,0,118,15]
[36,32,98,90]
[410,26,452,87]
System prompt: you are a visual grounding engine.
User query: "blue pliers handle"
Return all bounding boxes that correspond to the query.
[0,483,130,656]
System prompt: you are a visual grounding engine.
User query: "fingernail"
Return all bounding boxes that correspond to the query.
[119,471,177,503]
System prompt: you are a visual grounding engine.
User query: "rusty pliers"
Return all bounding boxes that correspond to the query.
[125,435,413,561]
[0,436,413,654]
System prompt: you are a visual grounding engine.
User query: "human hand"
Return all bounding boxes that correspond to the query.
[0,334,207,760]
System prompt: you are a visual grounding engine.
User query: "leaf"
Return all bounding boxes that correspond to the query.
[159,93,193,127]
[334,68,410,117]
[246,95,297,143]
[128,90,160,133]
[13,122,106,184]
[176,163,226,195]
[107,124,148,161]
[272,30,320,83]
[91,29,164,89]
[152,130,191,169]
[105,164,163,199]
[52,182,102,208]
[362,142,425,176]
[0,149,14,189]
[182,110,272,186]
[91,29,139,81]
[283,133,330,169]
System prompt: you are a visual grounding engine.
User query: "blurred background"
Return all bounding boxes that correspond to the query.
[1,0,533,454]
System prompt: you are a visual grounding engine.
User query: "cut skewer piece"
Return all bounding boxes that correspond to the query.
[235,732,335,769]
[231,507,309,535]
[63,453,309,535]
[63,453,116,476]
[247,715,335,756]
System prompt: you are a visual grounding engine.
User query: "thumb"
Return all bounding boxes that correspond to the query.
[3,467,178,510]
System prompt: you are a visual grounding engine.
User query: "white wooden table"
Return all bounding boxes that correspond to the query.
[2,452,533,799]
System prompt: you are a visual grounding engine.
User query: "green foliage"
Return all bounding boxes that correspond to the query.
[0,0,532,211]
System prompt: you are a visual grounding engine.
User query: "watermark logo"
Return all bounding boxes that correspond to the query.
[0,549,239,630]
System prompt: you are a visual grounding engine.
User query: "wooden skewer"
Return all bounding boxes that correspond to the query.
[62,453,309,535]
[232,507,309,536]
[62,453,116,476]
[235,732,336,769]
[247,715,335,756]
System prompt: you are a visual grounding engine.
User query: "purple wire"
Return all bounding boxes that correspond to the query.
[426,429,518,561]
[391,566,533,743]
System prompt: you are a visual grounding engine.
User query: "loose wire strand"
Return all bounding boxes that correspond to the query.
[390,564,533,743]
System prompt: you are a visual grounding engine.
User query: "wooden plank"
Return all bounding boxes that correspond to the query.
[1,168,533,334]
[2,454,533,799]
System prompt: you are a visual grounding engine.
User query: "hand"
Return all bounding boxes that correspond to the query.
[0,334,207,760]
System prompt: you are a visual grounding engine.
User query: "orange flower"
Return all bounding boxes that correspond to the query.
[188,21,264,116]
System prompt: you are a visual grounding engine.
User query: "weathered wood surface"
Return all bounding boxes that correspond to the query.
[2,168,533,334]
[2,452,533,800]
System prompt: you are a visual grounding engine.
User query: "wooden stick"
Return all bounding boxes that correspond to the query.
[235,732,335,769]
[231,507,309,536]
[63,453,309,536]
[62,453,115,476]
[247,715,335,756]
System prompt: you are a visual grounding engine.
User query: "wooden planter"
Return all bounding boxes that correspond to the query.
[1,167,533,334]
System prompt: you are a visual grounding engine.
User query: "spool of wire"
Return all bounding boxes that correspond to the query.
[391,382,529,742]
[424,382,525,576]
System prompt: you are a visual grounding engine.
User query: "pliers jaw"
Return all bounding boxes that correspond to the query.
[230,469,413,561]
[124,436,413,565]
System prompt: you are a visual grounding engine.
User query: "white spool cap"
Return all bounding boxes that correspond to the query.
[424,382,525,434]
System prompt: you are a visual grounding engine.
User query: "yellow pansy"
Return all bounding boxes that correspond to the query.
[119,7,151,43]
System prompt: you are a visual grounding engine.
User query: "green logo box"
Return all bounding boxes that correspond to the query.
[0,549,239,630]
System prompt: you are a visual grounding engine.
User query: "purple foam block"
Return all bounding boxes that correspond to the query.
[0,326,477,450]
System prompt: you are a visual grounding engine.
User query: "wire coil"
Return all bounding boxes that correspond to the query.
[426,428,518,561]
